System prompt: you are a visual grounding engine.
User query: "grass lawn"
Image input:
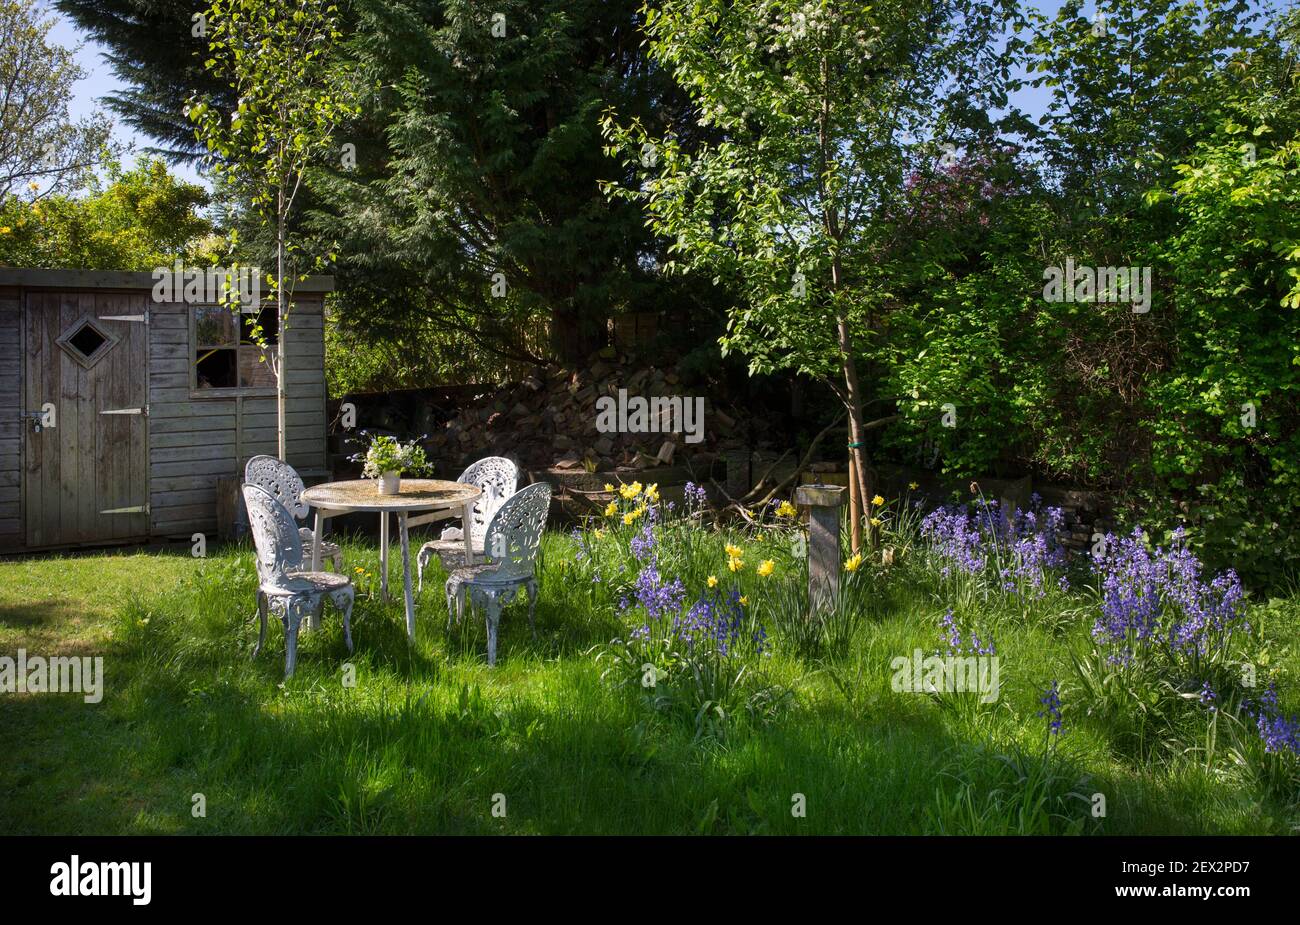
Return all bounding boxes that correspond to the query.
[2,499,1299,835]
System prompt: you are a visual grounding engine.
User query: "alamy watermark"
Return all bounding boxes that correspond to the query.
[151,260,262,308]
[891,648,1001,704]
[0,649,103,703]
[595,388,705,444]
[1043,258,1152,314]
[50,855,150,905]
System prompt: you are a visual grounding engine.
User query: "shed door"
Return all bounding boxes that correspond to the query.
[23,291,149,547]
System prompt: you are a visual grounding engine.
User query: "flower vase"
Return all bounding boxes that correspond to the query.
[377,471,401,495]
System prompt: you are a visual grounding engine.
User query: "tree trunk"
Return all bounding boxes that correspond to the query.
[848,453,862,555]
[276,204,288,462]
[550,303,603,363]
[818,53,875,549]
[837,313,875,549]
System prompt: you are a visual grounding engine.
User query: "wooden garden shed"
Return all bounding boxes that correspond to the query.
[0,268,331,552]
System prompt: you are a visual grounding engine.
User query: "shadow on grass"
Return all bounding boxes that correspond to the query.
[3,541,1291,835]
[0,600,78,629]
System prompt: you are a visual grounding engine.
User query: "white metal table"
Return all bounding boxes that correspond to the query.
[300,479,483,642]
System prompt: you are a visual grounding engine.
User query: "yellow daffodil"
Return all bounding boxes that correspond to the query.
[776,500,798,518]
[871,494,885,507]
[593,528,604,539]
[0,226,10,235]
[644,483,659,503]
[604,501,618,517]
[844,553,863,572]
[908,481,919,490]
[757,559,775,578]
[725,542,744,559]
[604,483,615,493]
[870,516,882,527]
[622,511,636,525]
[620,481,643,500]
[727,555,744,573]
[739,595,749,607]
[707,575,718,588]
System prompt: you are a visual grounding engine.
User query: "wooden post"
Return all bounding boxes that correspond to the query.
[796,483,846,616]
[848,455,862,555]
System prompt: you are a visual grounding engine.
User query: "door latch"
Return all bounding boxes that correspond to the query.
[21,410,44,433]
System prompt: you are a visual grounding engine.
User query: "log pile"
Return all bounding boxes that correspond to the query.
[421,351,753,474]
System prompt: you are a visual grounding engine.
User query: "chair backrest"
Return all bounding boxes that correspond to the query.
[483,482,551,580]
[244,455,309,522]
[457,456,519,543]
[242,483,305,585]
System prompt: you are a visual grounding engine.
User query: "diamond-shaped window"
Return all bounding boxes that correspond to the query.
[57,316,118,369]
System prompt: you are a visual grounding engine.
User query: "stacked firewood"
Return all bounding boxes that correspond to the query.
[421,352,750,473]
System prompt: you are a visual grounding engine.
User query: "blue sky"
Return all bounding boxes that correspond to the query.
[43,2,207,185]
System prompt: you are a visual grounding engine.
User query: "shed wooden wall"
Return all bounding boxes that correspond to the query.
[0,287,21,549]
[149,295,328,539]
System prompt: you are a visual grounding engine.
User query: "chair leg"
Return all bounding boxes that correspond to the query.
[444,583,456,629]
[485,595,502,667]
[418,547,429,592]
[284,599,308,678]
[334,587,355,654]
[252,591,268,658]
[310,597,324,631]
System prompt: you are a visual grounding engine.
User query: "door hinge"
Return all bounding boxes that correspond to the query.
[100,406,147,416]
[100,504,150,515]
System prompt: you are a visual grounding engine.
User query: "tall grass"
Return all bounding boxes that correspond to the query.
[1,483,1298,834]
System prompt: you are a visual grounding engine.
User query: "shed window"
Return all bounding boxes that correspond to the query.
[193,305,278,393]
[68,324,109,359]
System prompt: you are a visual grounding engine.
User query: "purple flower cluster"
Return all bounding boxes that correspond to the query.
[1199,681,1217,712]
[1247,684,1300,756]
[623,562,685,621]
[571,526,590,563]
[919,497,1066,595]
[939,608,996,656]
[673,588,765,658]
[1038,681,1063,735]
[683,481,709,509]
[630,522,656,561]
[921,506,987,577]
[1091,527,1246,663]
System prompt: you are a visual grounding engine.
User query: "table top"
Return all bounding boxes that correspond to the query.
[301,479,482,513]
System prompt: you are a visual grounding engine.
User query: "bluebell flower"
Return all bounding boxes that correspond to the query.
[1038,681,1063,735]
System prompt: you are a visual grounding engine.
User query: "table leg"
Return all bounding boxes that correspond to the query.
[462,501,475,565]
[312,510,324,572]
[400,513,416,642]
[379,511,389,600]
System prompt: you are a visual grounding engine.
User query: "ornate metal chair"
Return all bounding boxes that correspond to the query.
[244,455,343,572]
[445,482,551,666]
[242,484,355,678]
[416,456,518,589]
